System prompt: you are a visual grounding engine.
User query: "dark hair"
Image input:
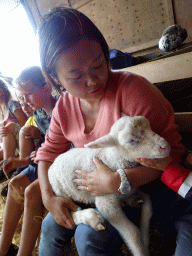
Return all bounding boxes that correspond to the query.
[0,78,11,105]
[16,66,46,90]
[37,6,110,94]
[0,78,12,124]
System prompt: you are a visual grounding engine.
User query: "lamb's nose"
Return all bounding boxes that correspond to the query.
[159,144,171,154]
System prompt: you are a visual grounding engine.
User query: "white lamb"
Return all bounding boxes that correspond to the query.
[48,115,170,256]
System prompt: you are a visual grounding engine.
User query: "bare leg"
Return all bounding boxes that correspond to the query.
[0,147,3,161]
[3,157,31,174]
[19,128,34,159]
[0,173,31,255]
[17,179,43,256]
[3,127,34,174]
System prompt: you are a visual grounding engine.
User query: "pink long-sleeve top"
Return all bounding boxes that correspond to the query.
[35,71,185,164]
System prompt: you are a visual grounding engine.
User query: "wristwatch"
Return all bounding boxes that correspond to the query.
[117,169,132,194]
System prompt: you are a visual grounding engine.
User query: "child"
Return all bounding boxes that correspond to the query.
[0,78,27,178]
[35,7,192,256]
[0,94,42,197]
[2,91,43,176]
[0,66,58,256]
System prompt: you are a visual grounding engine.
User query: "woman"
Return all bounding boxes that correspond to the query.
[35,7,192,256]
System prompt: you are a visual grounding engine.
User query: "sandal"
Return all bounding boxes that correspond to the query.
[0,166,6,182]
[5,243,18,256]
[1,169,20,197]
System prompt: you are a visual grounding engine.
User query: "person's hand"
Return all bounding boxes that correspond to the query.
[3,156,31,174]
[74,158,120,196]
[30,151,37,162]
[21,125,40,139]
[185,152,192,166]
[0,126,9,137]
[46,196,78,229]
[135,156,173,171]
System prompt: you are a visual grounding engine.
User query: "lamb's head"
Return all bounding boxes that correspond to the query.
[85,115,170,162]
[111,115,171,160]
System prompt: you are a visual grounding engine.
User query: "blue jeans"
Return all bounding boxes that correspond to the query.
[39,180,192,256]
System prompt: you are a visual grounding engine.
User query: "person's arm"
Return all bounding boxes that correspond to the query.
[135,156,173,171]
[38,160,78,229]
[124,165,163,189]
[14,108,27,126]
[75,158,163,196]
[136,155,192,202]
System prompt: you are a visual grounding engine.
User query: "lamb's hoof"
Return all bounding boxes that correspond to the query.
[85,209,105,231]
[95,222,105,231]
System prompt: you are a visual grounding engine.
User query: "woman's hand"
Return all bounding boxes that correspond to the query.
[46,196,78,229]
[74,158,121,196]
[135,156,173,171]
[0,126,9,137]
[21,125,40,139]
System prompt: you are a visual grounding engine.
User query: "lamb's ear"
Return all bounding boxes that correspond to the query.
[84,135,117,148]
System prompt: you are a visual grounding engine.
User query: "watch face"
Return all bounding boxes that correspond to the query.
[122,186,130,194]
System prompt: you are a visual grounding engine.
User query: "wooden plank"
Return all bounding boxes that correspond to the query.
[124,52,192,83]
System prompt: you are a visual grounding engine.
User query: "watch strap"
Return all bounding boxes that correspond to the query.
[117,168,132,194]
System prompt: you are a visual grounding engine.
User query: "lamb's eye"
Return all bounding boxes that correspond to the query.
[128,139,137,144]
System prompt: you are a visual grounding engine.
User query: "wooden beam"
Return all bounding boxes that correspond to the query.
[124,52,192,83]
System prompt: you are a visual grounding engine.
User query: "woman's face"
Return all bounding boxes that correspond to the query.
[55,38,109,100]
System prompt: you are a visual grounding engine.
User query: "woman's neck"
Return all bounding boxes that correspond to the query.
[80,96,102,111]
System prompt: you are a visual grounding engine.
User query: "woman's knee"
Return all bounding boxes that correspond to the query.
[41,212,75,242]
[39,213,75,256]
[175,214,192,240]
[75,222,123,255]
[75,224,95,246]
[41,213,54,236]
[174,214,192,256]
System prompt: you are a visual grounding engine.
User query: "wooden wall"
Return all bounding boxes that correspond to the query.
[24,0,179,55]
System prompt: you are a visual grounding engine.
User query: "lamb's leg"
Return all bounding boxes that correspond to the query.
[139,192,152,251]
[95,194,147,256]
[72,208,105,231]
[122,190,152,251]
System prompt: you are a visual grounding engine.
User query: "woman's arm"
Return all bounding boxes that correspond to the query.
[14,108,27,126]
[75,158,163,196]
[38,160,78,229]
[124,164,163,189]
